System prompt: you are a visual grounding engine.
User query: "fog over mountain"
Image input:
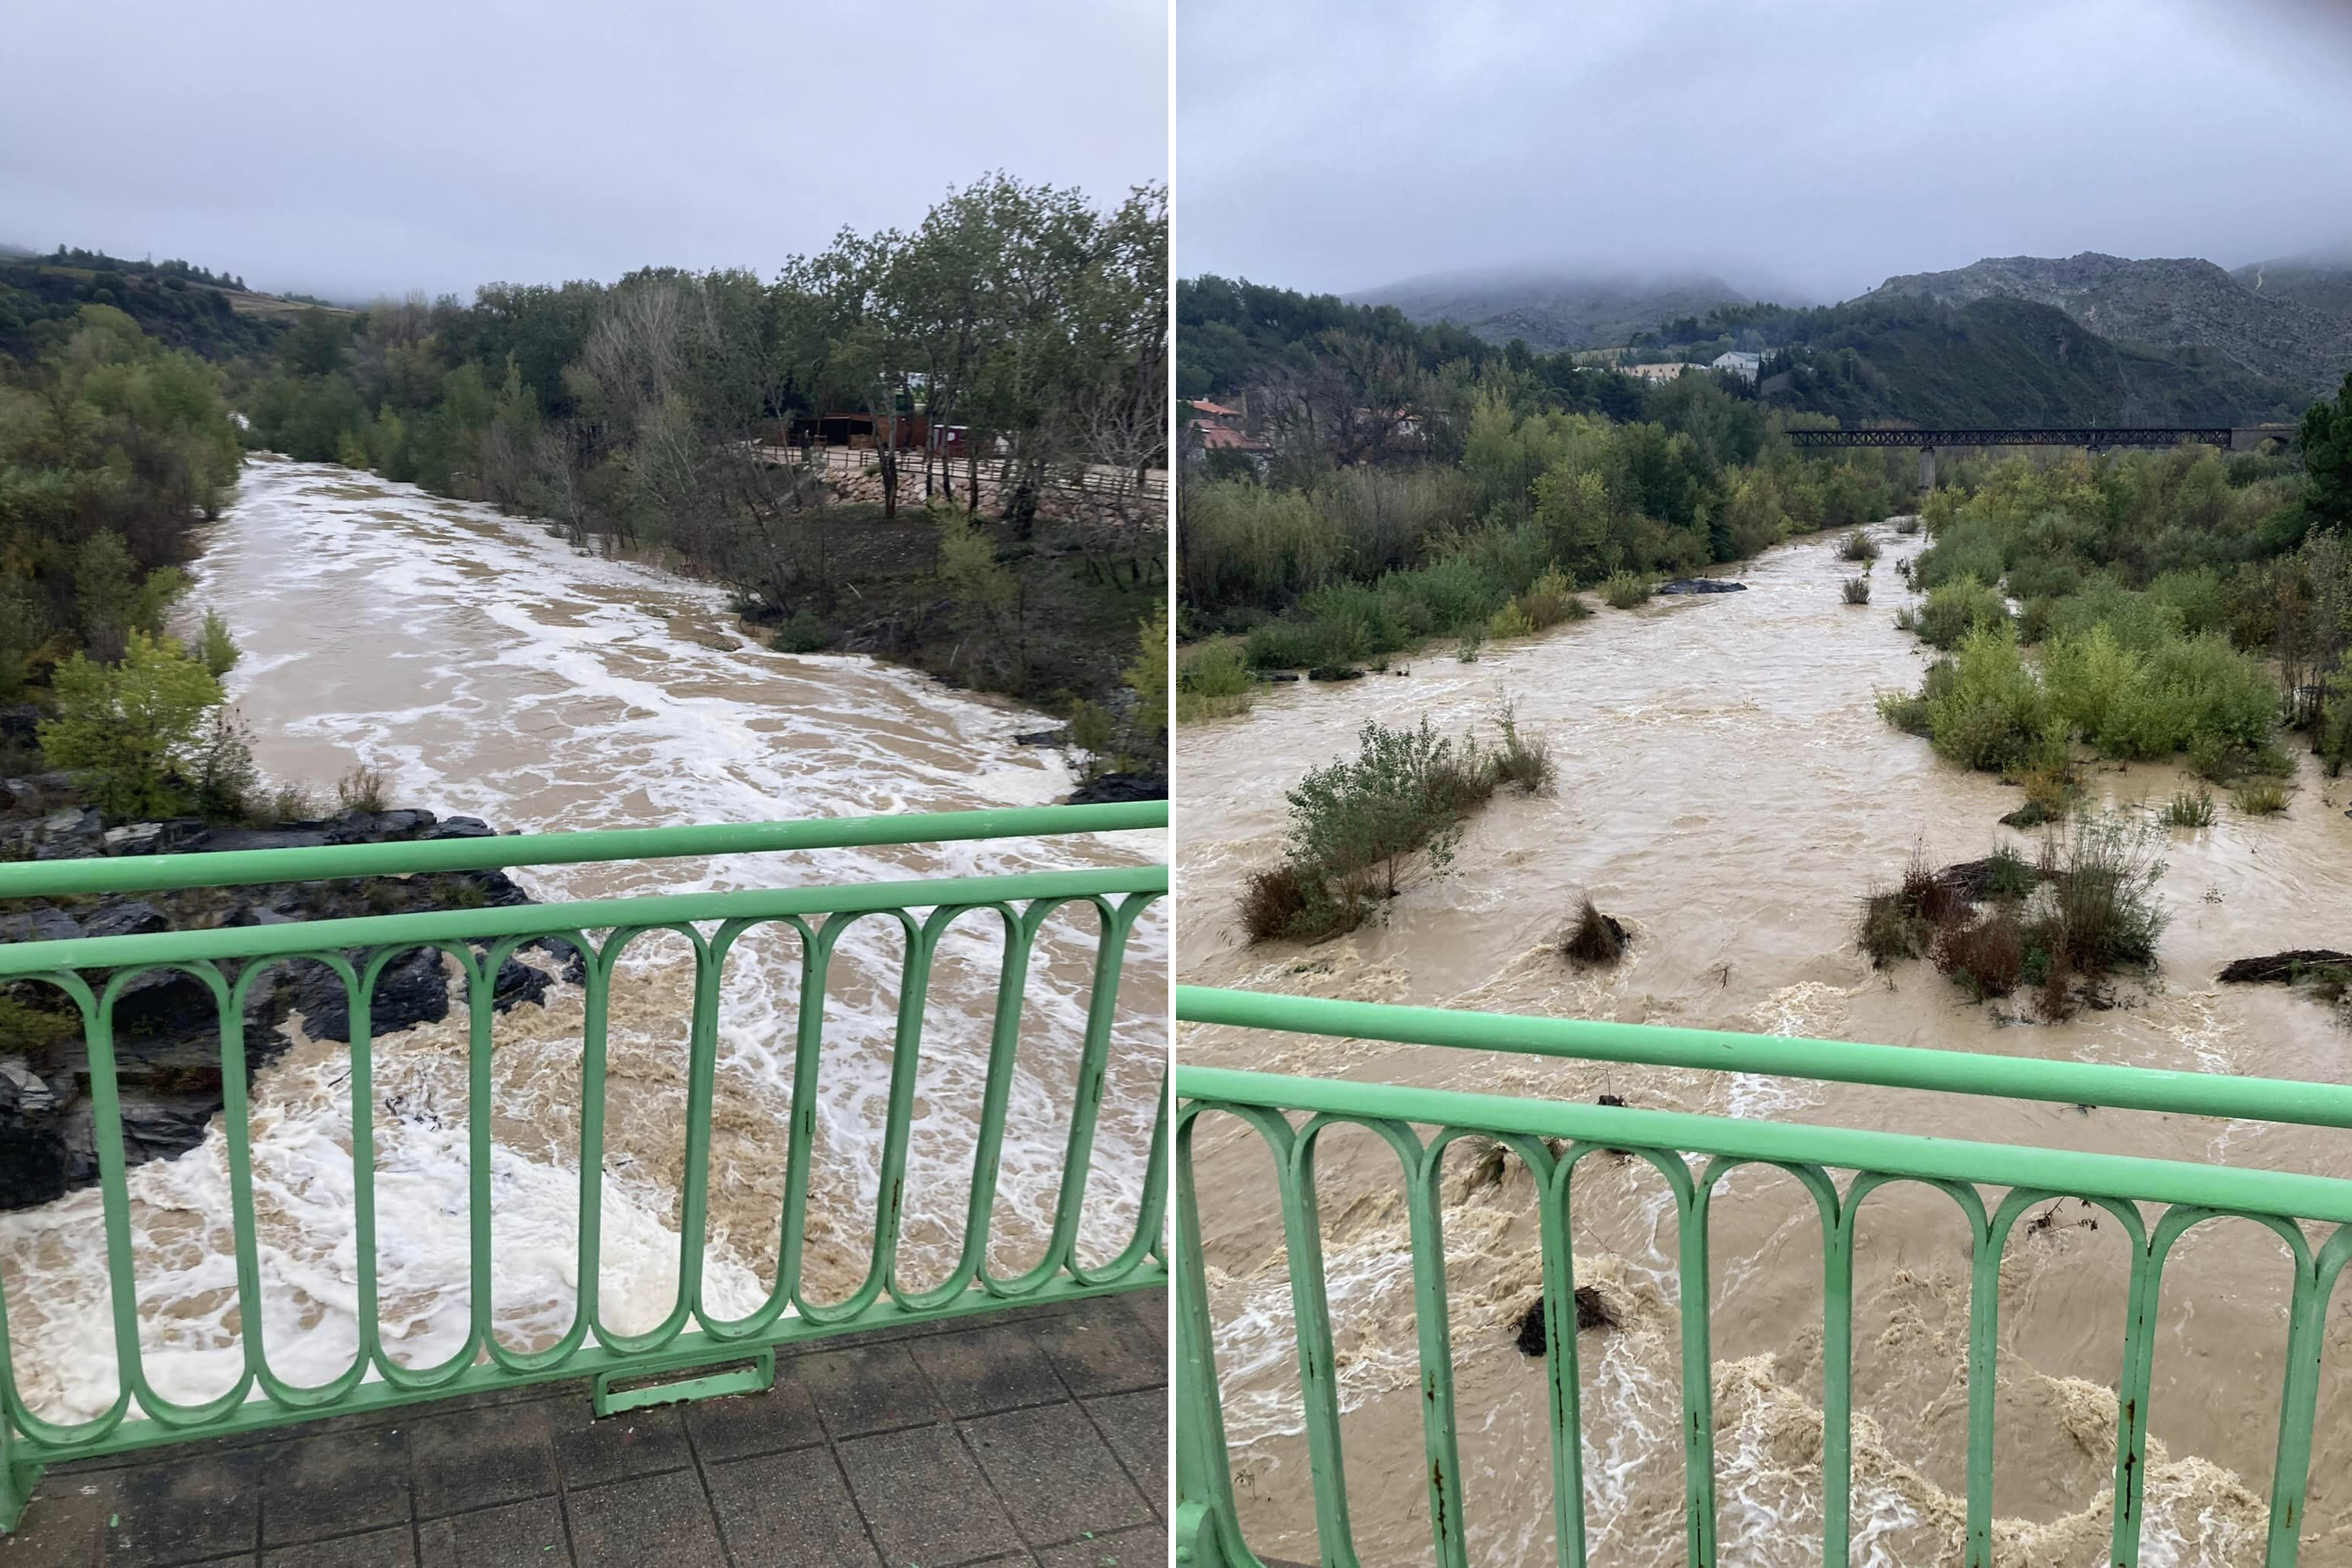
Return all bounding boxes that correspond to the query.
[1179,0,2352,303]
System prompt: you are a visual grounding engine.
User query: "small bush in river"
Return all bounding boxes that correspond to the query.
[1838,531,1880,563]
[2233,779,2289,816]
[1841,577,1871,606]
[2162,787,2216,827]
[1487,695,1553,795]
[1456,626,1485,662]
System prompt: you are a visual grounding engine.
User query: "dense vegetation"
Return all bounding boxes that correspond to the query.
[236,177,1168,759]
[0,249,289,362]
[1174,277,1910,684]
[0,303,272,819]
[1874,374,2352,799]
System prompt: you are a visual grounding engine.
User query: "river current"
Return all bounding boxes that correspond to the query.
[1176,517,2352,1566]
[0,456,1165,1421]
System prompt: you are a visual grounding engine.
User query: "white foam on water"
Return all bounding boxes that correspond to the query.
[1,459,1166,1423]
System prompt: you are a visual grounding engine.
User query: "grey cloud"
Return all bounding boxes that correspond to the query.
[2,0,1168,300]
[1176,0,2352,301]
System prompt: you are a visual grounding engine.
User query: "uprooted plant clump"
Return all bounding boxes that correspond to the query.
[1855,811,2167,1020]
[1560,897,1629,967]
[2219,949,2352,1022]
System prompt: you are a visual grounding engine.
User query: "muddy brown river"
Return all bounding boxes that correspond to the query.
[0,456,1165,1423]
[1175,518,2352,1566]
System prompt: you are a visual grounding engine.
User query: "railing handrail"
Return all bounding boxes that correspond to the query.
[0,799,1167,901]
[0,865,1165,977]
[1176,983,2352,1134]
[1178,1064,2352,1223]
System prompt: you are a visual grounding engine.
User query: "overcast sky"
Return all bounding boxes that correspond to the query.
[1,0,1166,301]
[1178,0,2352,302]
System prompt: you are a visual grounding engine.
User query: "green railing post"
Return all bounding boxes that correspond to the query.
[1174,986,2352,1568]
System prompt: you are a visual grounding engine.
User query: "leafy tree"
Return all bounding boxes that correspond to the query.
[38,630,224,818]
[2303,371,2352,531]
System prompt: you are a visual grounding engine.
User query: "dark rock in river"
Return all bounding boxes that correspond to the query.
[1511,1286,1617,1357]
[1012,729,1068,748]
[1306,665,1365,681]
[0,797,567,1211]
[1655,578,1747,596]
[1066,770,1168,806]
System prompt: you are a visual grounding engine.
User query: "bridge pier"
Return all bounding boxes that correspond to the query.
[1919,445,1936,493]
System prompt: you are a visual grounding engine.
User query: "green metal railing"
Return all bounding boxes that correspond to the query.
[0,801,1168,1530]
[1173,985,2352,1568]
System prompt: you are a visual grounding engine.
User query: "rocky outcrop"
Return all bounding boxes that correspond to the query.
[1066,770,1168,806]
[0,803,569,1211]
[1869,251,2352,402]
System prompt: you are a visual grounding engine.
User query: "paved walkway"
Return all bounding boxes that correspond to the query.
[0,1289,1165,1568]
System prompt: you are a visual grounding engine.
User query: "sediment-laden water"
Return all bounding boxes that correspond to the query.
[0,456,1165,1421]
[1176,518,2352,1566]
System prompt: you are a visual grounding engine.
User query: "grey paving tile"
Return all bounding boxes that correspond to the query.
[0,1469,123,1567]
[415,1496,571,1566]
[906,1324,1068,1416]
[705,1447,880,1567]
[562,1472,724,1568]
[793,1343,942,1438]
[259,1429,412,1547]
[1119,1289,1167,1353]
[1029,1303,1163,1399]
[1034,1521,1167,1568]
[262,1524,417,1566]
[960,1404,1152,1549]
[99,1447,265,1567]
[836,1424,1021,1568]
[678,1378,825,1465]
[1080,1389,1166,1519]
[546,1406,692,1491]
[407,1402,558,1519]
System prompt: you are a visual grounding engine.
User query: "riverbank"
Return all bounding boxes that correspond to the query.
[0,782,562,1207]
[0,456,1166,1426]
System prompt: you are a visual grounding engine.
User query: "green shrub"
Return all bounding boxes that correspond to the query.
[36,629,224,818]
[1838,530,1879,563]
[198,608,240,678]
[1913,575,2010,648]
[1487,601,1534,639]
[1601,570,1651,609]
[1285,717,1475,901]
[1488,696,1553,795]
[1177,640,1254,723]
[1456,626,1485,662]
[1922,625,2061,773]
[1841,577,1870,606]
[770,609,831,653]
[1514,567,1587,631]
